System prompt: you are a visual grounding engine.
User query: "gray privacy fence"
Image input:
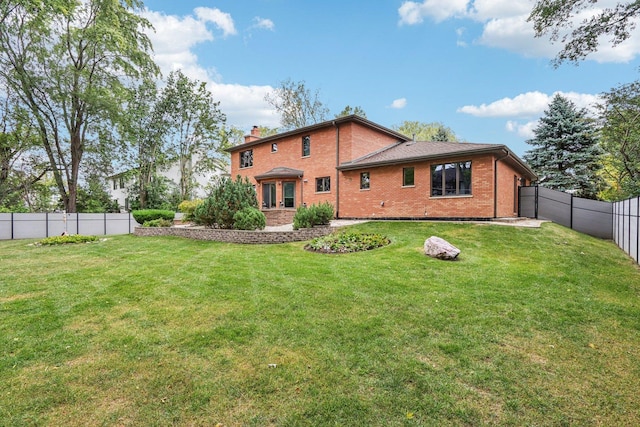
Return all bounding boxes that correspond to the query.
[613,197,640,264]
[519,186,613,239]
[0,212,140,240]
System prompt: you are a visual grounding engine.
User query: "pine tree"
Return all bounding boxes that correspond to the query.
[524,94,602,199]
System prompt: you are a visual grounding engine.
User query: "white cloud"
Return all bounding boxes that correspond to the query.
[506,120,537,138]
[398,0,468,25]
[194,7,237,37]
[389,98,407,109]
[457,91,602,118]
[252,17,275,31]
[397,0,640,63]
[142,8,279,130]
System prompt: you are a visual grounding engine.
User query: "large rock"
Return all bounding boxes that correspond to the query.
[424,236,460,260]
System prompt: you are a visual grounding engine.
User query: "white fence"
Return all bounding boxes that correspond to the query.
[613,197,640,264]
[0,212,140,240]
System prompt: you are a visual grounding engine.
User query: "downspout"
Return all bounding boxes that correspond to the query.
[299,175,304,207]
[493,150,510,219]
[333,121,340,219]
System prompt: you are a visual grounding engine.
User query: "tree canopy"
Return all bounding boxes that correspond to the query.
[0,0,158,212]
[392,121,458,142]
[524,94,602,199]
[264,79,329,130]
[529,0,640,65]
[335,105,367,119]
[598,80,640,199]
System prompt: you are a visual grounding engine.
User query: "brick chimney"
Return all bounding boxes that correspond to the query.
[244,125,261,143]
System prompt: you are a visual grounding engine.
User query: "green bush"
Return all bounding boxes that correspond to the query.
[233,207,266,230]
[132,209,175,225]
[38,234,99,246]
[142,218,173,227]
[177,199,203,222]
[194,176,258,229]
[305,231,390,253]
[293,202,334,230]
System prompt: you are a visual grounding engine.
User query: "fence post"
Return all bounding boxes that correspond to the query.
[76,212,79,234]
[534,185,539,219]
[570,193,574,230]
[46,212,49,237]
[104,212,107,235]
[11,212,14,240]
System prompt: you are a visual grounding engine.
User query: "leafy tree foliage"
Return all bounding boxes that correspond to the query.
[529,1,640,65]
[335,105,367,118]
[160,70,228,201]
[76,174,119,213]
[265,79,329,130]
[523,94,602,199]
[0,0,158,212]
[392,121,458,142]
[598,81,640,199]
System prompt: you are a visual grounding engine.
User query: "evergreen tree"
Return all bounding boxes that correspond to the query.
[524,94,602,199]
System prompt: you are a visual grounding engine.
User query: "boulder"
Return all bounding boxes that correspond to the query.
[424,236,460,260]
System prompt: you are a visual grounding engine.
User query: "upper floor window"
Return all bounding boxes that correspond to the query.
[271,143,278,152]
[119,176,125,189]
[302,135,311,157]
[360,172,370,190]
[316,176,330,193]
[403,167,415,187]
[431,161,472,196]
[240,149,253,168]
[113,179,117,190]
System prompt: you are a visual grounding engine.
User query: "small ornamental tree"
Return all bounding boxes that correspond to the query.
[194,175,258,229]
[523,94,603,199]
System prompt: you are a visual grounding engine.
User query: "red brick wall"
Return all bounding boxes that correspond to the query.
[495,160,530,217]
[231,122,401,212]
[338,154,499,219]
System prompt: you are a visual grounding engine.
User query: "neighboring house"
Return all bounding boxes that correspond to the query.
[228,115,537,225]
[109,158,228,211]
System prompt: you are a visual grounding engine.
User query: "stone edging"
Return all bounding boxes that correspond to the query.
[134,225,334,244]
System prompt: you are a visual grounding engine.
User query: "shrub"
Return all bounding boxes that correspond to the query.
[177,199,203,223]
[305,231,390,253]
[293,202,334,230]
[233,207,266,230]
[142,218,173,227]
[194,176,258,229]
[38,234,99,246]
[132,209,175,225]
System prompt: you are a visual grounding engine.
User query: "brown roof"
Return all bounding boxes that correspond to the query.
[227,114,410,153]
[254,167,304,180]
[338,140,537,180]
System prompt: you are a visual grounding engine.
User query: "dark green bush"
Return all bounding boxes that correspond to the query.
[194,176,258,229]
[293,202,334,230]
[38,234,99,246]
[132,209,175,225]
[305,231,390,253]
[142,218,173,227]
[233,207,266,230]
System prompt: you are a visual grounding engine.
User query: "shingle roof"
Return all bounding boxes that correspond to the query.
[254,167,304,180]
[338,140,537,180]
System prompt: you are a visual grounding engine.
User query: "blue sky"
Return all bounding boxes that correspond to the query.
[141,0,640,156]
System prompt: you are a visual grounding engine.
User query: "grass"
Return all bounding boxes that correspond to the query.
[0,221,639,426]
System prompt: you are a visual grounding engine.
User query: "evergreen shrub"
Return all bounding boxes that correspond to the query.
[194,176,258,229]
[132,209,175,224]
[293,202,334,230]
[233,207,266,230]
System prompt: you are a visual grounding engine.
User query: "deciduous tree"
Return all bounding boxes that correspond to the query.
[0,0,158,212]
[529,0,640,65]
[393,121,458,142]
[264,79,329,130]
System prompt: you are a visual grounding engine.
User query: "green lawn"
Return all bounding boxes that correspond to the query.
[1,222,639,426]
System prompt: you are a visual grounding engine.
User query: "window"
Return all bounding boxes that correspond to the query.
[360,172,370,190]
[271,143,278,152]
[403,167,414,187]
[119,176,125,189]
[283,182,295,208]
[113,179,117,190]
[316,177,330,193]
[240,149,253,168]
[302,135,311,157]
[431,161,471,196]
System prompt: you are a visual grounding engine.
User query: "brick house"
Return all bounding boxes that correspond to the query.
[228,115,537,226]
